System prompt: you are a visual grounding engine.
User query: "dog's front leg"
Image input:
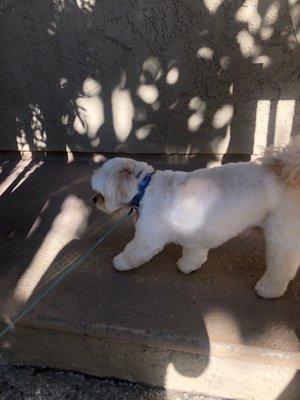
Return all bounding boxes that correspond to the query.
[113,235,164,271]
[177,247,208,274]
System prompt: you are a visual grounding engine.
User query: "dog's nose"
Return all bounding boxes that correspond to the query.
[92,195,97,204]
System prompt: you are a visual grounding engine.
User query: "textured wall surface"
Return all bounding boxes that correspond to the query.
[1,0,300,155]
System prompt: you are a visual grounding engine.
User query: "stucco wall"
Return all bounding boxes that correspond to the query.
[1,0,300,155]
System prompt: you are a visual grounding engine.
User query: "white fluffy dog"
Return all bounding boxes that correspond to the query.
[91,137,300,298]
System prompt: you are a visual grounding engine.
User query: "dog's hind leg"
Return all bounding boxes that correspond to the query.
[255,208,300,298]
[177,247,208,274]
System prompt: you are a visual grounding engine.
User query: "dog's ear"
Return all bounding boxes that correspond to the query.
[119,167,134,180]
[117,162,137,198]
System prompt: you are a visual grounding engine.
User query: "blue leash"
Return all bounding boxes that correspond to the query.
[0,210,132,338]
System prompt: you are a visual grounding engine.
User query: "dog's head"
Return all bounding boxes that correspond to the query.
[91,157,154,214]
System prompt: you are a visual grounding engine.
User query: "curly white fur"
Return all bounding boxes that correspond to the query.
[91,137,300,298]
[260,135,300,187]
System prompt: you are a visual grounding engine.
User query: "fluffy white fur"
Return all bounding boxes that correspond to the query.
[91,136,300,299]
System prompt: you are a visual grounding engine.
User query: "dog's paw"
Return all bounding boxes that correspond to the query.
[113,254,131,271]
[255,277,287,299]
[176,258,200,274]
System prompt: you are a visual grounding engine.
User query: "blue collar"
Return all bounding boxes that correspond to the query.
[129,171,155,210]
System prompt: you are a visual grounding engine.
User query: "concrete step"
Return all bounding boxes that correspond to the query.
[0,153,299,400]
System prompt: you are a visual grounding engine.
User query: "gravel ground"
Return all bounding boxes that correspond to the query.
[0,365,227,400]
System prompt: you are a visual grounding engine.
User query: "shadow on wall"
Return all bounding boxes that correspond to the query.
[0,0,300,160]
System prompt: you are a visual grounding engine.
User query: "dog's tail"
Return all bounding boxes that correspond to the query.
[260,135,300,187]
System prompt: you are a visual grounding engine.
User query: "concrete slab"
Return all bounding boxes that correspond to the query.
[0,153,299,400]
